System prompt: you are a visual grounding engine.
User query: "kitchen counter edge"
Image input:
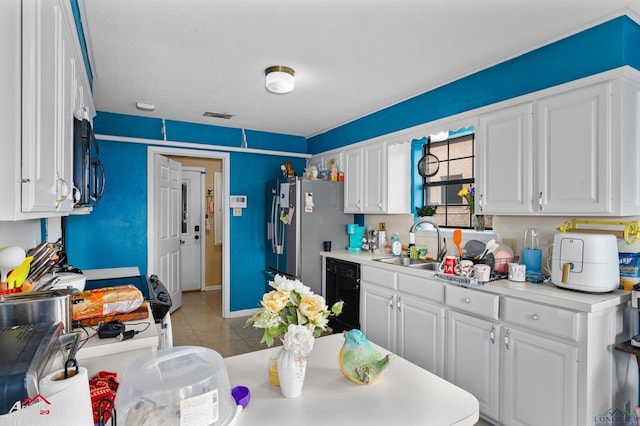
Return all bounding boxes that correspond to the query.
[321,250,630,313]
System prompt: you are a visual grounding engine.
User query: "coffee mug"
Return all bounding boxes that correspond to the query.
[439,256,458,275]
[508,263,526,282]
[472,264,491,282]
[454,260,474,278]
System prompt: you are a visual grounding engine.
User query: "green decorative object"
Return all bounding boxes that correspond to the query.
[416,205,437,217]
[339,329,394,385]
[475,215,486,232]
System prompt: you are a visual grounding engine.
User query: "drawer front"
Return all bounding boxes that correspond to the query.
[503,297,578,341]
[445,285,499,320]
[361,266,397,289]
[398,273,444,303]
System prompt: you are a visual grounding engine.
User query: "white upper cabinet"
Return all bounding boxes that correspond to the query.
[344,140,410,214]
[536,82,611,214]
[476,68,640,216]
[344,147,363,212]
[0,0,94,220]
[476,102,533,214]
[362,141,386,212]
[22,0,75,213]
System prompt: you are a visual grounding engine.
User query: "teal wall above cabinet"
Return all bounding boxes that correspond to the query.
[308,15,640,154]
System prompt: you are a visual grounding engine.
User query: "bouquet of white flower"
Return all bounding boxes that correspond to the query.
[246,275,343,347]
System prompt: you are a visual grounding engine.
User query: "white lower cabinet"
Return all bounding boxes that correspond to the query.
[446,309,501,420]
[501,326,578,426]
[445,286,501,420]
[446,308,578,426]
[445,285,629,426]
[357,261,634,426]
[360,266,445,376]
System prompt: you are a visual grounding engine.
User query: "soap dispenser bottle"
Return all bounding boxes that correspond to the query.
[391,233,402,257]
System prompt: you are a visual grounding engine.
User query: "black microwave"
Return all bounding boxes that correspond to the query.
[72,117,105,206]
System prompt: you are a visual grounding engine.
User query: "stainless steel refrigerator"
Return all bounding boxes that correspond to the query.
[266,177,352,296]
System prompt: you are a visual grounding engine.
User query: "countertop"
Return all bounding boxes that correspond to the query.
[224,333,479,425]
[322,250,630,313]
[50,304,160,377]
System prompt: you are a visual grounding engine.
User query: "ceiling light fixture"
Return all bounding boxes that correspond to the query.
[265,66,295,94]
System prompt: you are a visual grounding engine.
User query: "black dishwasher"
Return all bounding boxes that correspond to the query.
[325,258,360,332]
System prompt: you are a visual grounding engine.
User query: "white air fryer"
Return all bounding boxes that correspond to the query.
[551,233,619,293]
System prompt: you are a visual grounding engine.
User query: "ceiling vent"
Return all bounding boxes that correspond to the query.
[203,111,233,119]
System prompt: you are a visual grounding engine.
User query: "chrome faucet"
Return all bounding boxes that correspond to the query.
[409,218,447,262]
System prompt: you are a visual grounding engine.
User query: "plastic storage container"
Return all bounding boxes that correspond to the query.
[115,346,236,426]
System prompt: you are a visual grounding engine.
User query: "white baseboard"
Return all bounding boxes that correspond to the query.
[226,308,259,318]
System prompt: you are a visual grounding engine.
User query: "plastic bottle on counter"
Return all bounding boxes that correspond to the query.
[391,233,402,257]
[376,222,387,254]
[407,232,416,258]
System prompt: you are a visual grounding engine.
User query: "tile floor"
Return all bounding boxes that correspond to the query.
[170,290,493,426]
[170,290,269,357]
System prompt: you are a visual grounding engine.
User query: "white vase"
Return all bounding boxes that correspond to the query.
[276,348,308,398]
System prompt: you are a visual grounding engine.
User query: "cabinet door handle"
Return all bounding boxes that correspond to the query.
[538,192,543,211]
[464,298,471,304]
[531,314,539,321]
[379,200,383,210]
[396,296,402,312]
[56,174,68,207]
[504,328,511,350]
[357,200,361,210]
[490,325,496,344]
[478,194,484,212]
[388,295,394,310]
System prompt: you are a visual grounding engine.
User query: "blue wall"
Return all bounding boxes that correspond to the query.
[308,16,639,154]
[66,142,148,272]
[65,15,640,313]
[65,113,306,311]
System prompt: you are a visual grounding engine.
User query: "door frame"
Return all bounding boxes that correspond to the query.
[147,146,231,317]
[181,166,206,292]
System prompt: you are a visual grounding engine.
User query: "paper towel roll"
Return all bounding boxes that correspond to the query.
[37,366,94,426]
[0,366,94,425]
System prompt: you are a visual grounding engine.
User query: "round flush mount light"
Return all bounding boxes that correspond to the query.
[265,66,295,94]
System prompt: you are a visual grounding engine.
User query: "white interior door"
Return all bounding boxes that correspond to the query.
[154,154,182,312]
[181,167,205,291]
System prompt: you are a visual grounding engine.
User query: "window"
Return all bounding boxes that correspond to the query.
[420,132,492,230]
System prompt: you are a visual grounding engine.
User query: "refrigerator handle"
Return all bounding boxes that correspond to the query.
[271,194,278,253]
[277,207,285,254]
[267,198,273,242]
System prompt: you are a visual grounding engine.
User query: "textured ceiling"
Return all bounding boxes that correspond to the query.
[79,0,639,138]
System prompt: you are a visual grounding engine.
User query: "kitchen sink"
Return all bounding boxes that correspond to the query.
[407,262,440,270]
[373,257,440,270]
[375,257,423,265]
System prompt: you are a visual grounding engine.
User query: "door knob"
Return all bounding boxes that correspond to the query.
[195,235,199,240]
